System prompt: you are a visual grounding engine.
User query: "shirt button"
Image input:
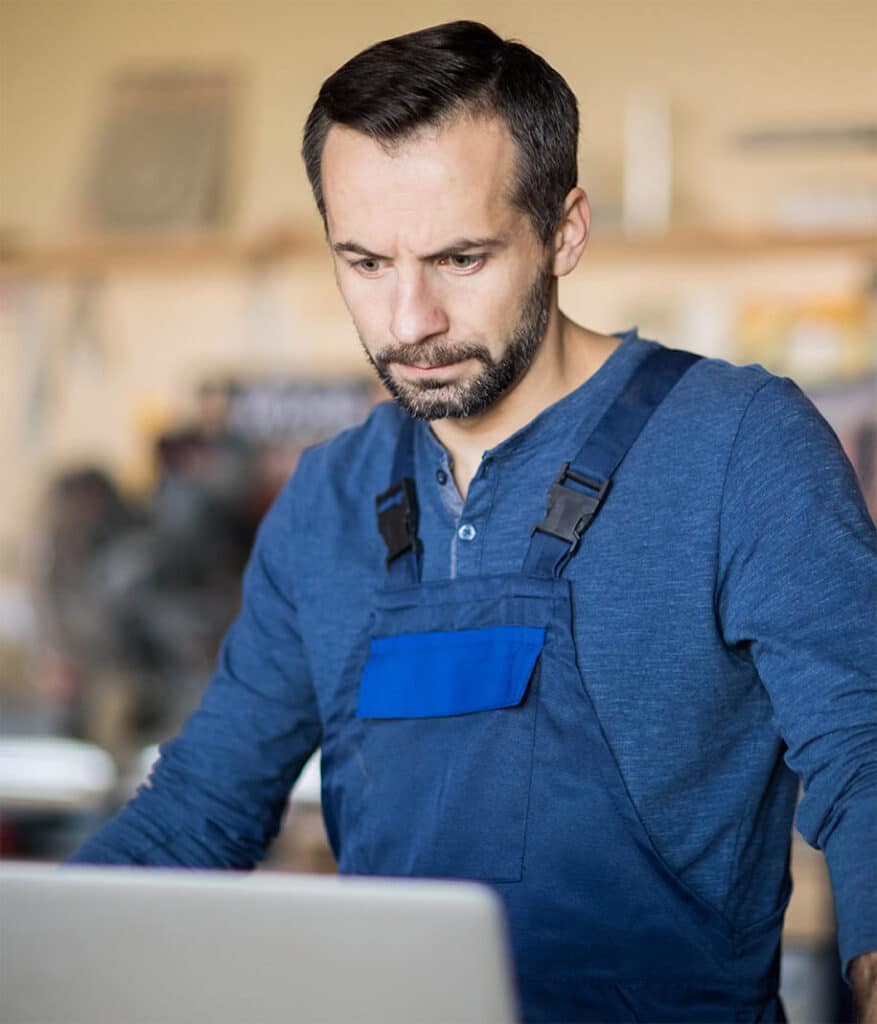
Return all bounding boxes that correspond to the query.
[458,523,476,542]
[436,468,448,486]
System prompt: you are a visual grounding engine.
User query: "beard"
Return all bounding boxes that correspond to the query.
[361,258,553,420]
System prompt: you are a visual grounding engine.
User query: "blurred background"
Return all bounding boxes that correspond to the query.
[0,1,874,1020]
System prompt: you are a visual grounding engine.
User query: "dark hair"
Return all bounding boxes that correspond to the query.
[302,21,579,246]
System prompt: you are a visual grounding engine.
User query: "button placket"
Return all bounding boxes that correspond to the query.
[453,454,503,576]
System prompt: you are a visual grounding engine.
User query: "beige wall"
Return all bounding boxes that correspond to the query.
[2,0,875,241]
[0,1,875,567]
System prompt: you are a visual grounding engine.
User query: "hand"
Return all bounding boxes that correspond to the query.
[850,951,877,1024]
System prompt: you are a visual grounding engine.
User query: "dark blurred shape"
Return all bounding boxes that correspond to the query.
[35,377,375,770]
[14,482,134,871]
[146,380,257,693]
[39,385,258,767]
[40,468,149,762]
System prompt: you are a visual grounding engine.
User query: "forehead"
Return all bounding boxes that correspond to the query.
[320,115,526,249]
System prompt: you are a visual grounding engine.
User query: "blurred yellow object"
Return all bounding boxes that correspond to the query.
[736,294,875,387]
[118,392,178,498]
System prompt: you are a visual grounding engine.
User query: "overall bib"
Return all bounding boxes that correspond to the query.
[319,348,787,1023]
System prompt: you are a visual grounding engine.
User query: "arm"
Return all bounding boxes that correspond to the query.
[68,473,322,868]
[851,951,877,1023]
[716,376,877,984]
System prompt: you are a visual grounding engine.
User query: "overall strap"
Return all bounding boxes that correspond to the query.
[375,414,421,584]
[523,347,701,578]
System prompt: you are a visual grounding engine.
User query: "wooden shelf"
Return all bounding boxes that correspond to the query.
[587,229,877,261]
[0,230,323,277]
[0,228,873,278]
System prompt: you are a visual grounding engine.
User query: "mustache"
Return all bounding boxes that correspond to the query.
[372,340,494,370]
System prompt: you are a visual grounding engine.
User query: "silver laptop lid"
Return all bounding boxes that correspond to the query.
[0,863,520,1024]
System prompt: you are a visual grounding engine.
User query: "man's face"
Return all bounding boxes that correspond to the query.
[321,115,554,420]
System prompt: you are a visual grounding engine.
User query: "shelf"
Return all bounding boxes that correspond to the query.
[587,229,877,261]
[0,230,322,277]
[0,228,873,278]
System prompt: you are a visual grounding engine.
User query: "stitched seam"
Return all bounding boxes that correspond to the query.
[477,460,502,575]
[713,375,776,631]
[275,491,325,739]
[370,631,544,652]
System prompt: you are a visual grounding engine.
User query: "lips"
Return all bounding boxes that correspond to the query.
[397,361,461,375]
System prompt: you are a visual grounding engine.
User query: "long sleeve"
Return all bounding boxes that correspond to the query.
[715,375,877,975]
[67,473,323,868]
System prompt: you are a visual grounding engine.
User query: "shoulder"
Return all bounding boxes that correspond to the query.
[671,350,777,419]
[682,356,842,467]
[685,357,873,543]
[628,344,865,522]
[662,349,836,456]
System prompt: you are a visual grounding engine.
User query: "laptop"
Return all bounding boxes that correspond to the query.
[0,862,520,1024]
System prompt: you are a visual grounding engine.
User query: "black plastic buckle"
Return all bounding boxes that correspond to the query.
[530,463,610,553]
[376,478,421,568]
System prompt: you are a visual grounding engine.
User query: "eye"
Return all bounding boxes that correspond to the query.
[352,258,384,275]
[441,254,485,272]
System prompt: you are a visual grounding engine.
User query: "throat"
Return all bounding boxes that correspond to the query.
[449,452,483,502]
[430,323,623,499]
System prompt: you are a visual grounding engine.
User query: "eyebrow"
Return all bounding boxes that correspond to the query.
[331,236,508,261]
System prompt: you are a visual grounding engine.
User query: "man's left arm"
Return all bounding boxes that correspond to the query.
[715,375,877,1004]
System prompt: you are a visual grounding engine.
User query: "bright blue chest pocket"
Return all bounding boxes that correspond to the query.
[352,612,547,883]
[357,626,545,718]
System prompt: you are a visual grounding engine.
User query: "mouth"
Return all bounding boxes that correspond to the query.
[396,365,455,379]
[395,359,470,377]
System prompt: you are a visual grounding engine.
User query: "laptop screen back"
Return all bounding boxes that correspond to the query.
[0,863,519,1024]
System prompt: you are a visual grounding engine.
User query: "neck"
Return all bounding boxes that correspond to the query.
[430,309,620,500]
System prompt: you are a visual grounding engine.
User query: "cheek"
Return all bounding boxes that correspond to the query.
[338,277,390,338]
[442,272,526,341]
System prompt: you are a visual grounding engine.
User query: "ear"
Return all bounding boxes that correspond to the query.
[551,188,590,277]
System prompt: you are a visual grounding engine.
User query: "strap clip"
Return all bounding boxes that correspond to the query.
[530,463,610,553]
[376,478,421,568]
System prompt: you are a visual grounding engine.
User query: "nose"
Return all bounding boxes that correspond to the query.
[389,270,449,346]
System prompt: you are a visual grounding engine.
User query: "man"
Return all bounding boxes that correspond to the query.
[70,21,876,1022]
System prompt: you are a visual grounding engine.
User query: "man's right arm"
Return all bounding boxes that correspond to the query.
[68,474,322,868]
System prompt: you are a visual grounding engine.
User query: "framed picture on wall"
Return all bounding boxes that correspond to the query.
[83,69,237,235]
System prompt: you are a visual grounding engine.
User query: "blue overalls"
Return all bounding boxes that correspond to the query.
[319,348,787,1022]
